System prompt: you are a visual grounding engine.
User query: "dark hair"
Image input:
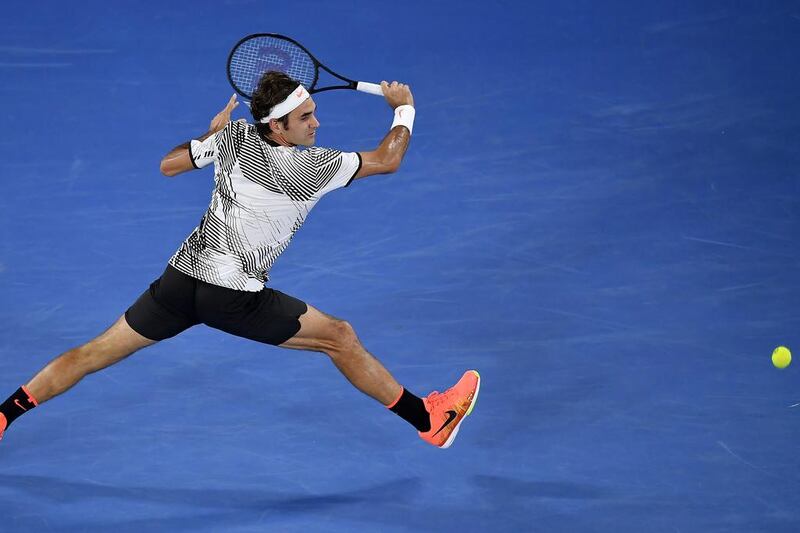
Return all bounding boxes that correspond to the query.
[251,71,300,140]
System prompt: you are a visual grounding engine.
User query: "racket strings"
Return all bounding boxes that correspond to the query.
[229,37,316,97]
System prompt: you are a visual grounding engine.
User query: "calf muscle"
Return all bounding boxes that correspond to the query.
[25,315,157,403]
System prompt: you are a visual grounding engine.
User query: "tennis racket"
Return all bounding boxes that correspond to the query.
[227,33,384,99]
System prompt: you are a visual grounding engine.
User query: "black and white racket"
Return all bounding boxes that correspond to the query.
[227,33,384,99]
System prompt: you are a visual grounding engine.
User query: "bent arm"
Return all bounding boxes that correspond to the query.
[353,81,415,181]
[355,125,411,180]
[160,142,193,177]
[159,130,214,177]
[160,94,239,177]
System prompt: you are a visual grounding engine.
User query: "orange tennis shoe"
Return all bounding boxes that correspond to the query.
[0,413,6,441]
[419,370,481,449]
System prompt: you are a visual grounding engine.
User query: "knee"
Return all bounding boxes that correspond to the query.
[65,344,98,371]
[324,319,360,356]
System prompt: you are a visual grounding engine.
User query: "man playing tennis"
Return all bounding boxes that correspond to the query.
[0,71,480,449]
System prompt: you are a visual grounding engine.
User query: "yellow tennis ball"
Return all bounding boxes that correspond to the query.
[772,346,791,369]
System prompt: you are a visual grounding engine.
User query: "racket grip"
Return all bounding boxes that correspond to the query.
[356,82,384,96]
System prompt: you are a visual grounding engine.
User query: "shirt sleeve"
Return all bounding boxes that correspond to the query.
[189,136,216,169]
[188,119,247,170]
[304,147,363,197]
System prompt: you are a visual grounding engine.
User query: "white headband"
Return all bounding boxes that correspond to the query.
[259,84,310,123]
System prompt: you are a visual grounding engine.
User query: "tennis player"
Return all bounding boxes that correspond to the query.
[0,71,479,449]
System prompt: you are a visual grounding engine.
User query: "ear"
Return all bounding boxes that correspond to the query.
[269,118,284,134]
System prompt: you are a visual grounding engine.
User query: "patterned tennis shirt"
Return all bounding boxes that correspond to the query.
[169,119,362,292]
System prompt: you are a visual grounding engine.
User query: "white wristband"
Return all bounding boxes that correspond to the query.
[391,105,415,135]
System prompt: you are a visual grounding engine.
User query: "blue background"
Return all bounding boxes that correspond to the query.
[1,1,799,531]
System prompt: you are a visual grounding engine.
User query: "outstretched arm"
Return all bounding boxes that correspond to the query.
[160,94,240,177]
[354,81,415,180]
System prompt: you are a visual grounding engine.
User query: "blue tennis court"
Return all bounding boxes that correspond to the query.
[1,1,799,531]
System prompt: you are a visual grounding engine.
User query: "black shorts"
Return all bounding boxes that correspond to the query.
[125,265,308,345]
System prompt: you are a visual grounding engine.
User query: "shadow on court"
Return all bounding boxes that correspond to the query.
[0,472,419,508]
[0,474,422,531]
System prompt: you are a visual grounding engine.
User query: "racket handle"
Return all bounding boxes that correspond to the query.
[356,81,384,96]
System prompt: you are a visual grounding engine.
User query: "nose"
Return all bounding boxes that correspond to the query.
[311,115,320,129]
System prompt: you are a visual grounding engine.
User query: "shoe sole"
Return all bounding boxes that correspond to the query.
[440,370,481,449]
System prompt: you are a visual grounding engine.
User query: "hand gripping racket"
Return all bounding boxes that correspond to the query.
[227,33,384,99]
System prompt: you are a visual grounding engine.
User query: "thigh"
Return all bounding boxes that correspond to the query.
[88,314,159,362]
[197,285,308,346]
[26,314,156,401]
[278,304,346,352]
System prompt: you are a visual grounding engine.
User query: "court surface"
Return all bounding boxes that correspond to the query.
[1,1,799,531]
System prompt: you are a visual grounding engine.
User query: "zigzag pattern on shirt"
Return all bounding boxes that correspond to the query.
[170,120,357,291]
[215,120,247,175]
[238,141,283,194]
[271,147,343,201]
[171,229,228,288]
[260,216,306,279]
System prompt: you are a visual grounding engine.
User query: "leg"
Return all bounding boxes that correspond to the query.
[1,267,195,439]
[26,314,157,403]
[278,303,480,448]
[280,305,402,406]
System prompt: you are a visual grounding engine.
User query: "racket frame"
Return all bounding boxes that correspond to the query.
[226,33,363,99]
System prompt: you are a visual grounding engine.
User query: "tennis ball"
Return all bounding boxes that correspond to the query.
[772,346,791,369]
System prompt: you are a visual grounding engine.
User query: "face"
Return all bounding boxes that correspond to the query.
[270,97,319,147]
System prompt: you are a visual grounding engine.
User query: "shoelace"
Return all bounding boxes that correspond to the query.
[426,386,461,410]
[425,390,445,409]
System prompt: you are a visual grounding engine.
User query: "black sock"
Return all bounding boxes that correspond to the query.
[0,387,38,428]
[388,388,431,432]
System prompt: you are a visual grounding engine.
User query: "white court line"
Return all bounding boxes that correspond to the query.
[717,440,781,479]
[683,235,797,258]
